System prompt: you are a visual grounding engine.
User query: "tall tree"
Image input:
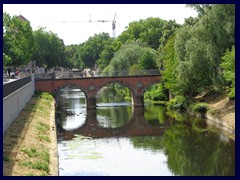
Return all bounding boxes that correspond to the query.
[32,28,64,68]
[77,33,113,68]
[3,13,34,67]
[220,46,235,98]
[113,17,180,51]
[174,4,235,96]
[161,35,179,96]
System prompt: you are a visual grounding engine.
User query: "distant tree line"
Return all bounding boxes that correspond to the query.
[3,4,235,101]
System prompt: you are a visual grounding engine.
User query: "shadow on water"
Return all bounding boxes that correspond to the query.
[57,106,169,140]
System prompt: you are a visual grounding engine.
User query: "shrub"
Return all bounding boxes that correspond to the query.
[144,84,167,101]
[191,102,208,113]
[166,95,188,112]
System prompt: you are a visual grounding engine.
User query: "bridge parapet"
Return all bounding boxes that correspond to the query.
[34,69,160,80]
[96,69,160,77]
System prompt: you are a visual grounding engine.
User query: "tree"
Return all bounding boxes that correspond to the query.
[220,47,235,98]
[32,28,64,68]
[113,17,180,51]
[139,50,157,69]
[96,43,115,70]
[161,35,179,96]
[65,45,80,68]
[103,42,159,75]
[3,13,34,67]
[174,4,235,96]
[78,33,113,68]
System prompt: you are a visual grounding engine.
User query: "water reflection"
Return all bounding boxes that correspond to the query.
[56,87,235,176]
[58,107,167,140]
[97,105,133,128]
[162,121,235,176]
[57,87,86,131]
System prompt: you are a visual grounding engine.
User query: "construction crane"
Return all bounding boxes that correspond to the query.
[54,13,117,38]
[89,13,117,38]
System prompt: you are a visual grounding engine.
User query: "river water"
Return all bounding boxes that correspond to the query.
[56,87,235,176]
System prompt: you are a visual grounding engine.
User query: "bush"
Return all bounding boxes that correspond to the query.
[228,87,235,100]
[166,95,188,112]
[144,84,167,101]
[191,102,208,113]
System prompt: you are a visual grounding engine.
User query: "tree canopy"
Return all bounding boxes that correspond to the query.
[3,13,34,67]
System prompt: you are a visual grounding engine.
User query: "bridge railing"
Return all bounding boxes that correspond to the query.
[94,69,161,77]
[34,69,161,80]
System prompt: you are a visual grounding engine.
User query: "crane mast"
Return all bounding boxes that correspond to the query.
[112,13,117,39]
[91,13,117,39]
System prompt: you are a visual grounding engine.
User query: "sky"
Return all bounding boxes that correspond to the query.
[3,4,198,45]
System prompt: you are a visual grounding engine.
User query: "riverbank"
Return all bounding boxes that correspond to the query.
[3,92,58,176]
[150,91,235,139]
[205,93,235,139]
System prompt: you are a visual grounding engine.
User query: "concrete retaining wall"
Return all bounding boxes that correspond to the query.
[3,75,35,134]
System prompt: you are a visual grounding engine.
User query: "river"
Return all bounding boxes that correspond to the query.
[56,86,235,176]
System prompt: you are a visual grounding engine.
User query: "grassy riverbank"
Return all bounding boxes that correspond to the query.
[3,92,58,176]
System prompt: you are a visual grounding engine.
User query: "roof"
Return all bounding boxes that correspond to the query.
[17,15,29,22]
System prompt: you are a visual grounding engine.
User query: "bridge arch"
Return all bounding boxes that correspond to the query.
[54,83,88,99]
[35,75,161,109]
[96,80,134,105]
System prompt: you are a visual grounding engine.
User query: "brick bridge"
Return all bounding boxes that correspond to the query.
[57,107,168,140]
[35,75,161,108]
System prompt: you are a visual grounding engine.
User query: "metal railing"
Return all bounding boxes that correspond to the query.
[34,69,161,80]
[96,69,161,77]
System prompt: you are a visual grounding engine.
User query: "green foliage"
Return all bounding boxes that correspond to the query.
[186,4,212,16]
[144,84,167,101]
[39,92,54,101]
[64,45,80,68]
[166,96,189,112]
[97,43,115,70]
[3,154,11,162]
[114,17,179,51]
[37,135,50,142]
[160,35,180,95]
[19,160,49,173]
[139,50,157,69]
[129,64,141,75]
[103,42,159,74]
[3,13,34,67]
[36,122,50,134]
[191,102,209,113]
[77,33,113,68]
[174,4,235,97]
[220,47,235,99]
[20,147,49,162]
[32,28,64,68]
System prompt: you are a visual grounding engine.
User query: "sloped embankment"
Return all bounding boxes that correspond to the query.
[3,92,58,176]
